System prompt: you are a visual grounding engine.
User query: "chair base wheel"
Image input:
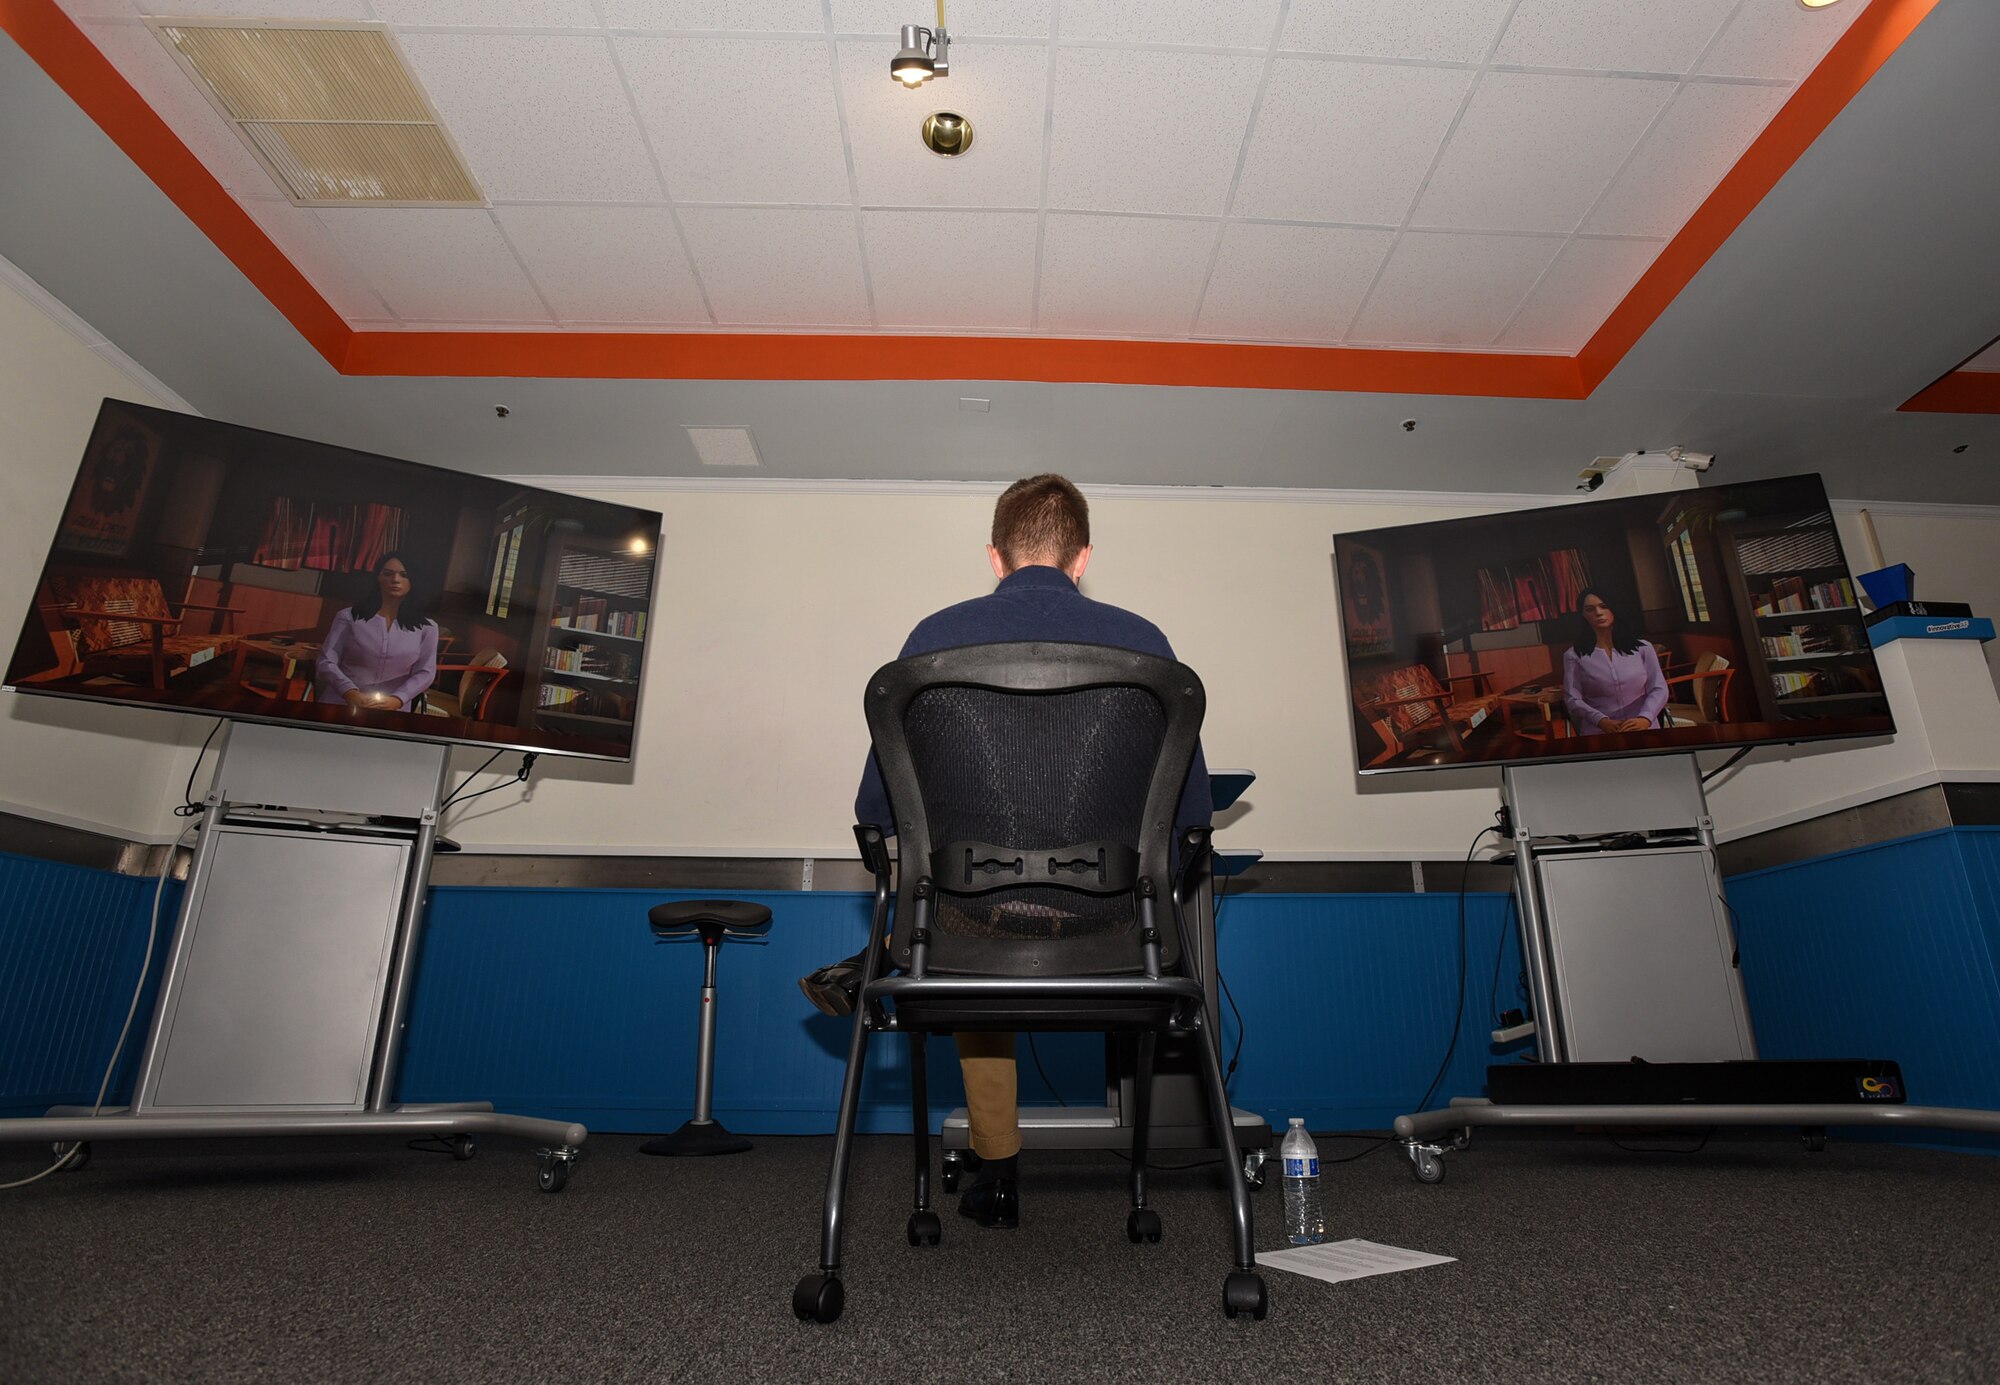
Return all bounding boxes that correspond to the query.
[1126,1207,1162,1244]
[1223,1270,1268,1321]
[793,1273,845,1323]
[907,1210,942,1246]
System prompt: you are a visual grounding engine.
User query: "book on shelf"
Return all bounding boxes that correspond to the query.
[1753,575,1854,616]
[1770,665,1883,700]
[538,684,582,709]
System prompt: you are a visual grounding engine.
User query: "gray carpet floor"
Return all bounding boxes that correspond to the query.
[3,1128,1997,1383]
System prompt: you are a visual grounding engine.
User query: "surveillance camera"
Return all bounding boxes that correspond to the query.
[1577,472,1605,492]
[1400,419,1418,433]
[1668,446,1714,472]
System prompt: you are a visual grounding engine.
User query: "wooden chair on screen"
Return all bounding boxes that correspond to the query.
[1663,654,1735,727]
[421,650,513,720]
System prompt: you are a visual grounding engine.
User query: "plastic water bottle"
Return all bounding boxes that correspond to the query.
[1280,1117,1324,1245]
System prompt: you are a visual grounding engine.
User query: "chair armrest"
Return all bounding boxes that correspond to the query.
[1361,690,1453,710]
[169,602,245,613]
[61,608,178,625]
[853,823,893,881]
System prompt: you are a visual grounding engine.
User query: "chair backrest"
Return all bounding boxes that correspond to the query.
[46,574,171,652]
[459,649,508,706]
[863,642,1204,979]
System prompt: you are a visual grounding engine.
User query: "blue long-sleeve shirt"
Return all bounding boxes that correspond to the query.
[855,564,1211,841]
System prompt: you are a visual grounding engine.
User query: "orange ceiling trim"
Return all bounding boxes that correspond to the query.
[1577,0,1940,391]
[0,0,350,367]
[340,330,1589,398]
[2,0,1937,398]
[1899,370,2000,415]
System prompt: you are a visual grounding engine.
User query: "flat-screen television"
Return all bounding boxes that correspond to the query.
[5,399,662,762]
[1334,473,1895,774]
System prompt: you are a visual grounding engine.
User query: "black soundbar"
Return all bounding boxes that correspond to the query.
[1487,1059,1906,1106]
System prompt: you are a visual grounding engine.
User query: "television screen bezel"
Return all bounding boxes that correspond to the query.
[1333,472,1896,777]
[4,399,665,765]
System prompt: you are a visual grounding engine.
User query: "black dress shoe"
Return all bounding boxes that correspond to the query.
[797,954,865,1017]
[957,1177,1019,1229]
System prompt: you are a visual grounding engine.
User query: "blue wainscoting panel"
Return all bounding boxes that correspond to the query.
[1726,827,2000,1153]
[0,852,179,1116]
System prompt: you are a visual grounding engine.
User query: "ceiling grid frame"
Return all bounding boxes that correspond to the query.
[819,0,881,332]
[1184,0,1292,340]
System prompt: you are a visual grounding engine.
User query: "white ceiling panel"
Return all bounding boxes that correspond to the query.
[863,210,1039,329]
[597,0,825,32]
[374,1,601,28]
[1493,235,1660,352]
[312,208,552,322]
[1699,0,1866,83]
[840,40,1048,209]
[132,0,372,16]
[1349,230,1563,345]
[677,207,872,325]
[1232,59,1473,226]
[1037,214,1216,336]
[397,33,663,202]
[1058,0,1282,49]
[832,0,1054,38]
[238,196,394,320]
[1492,0,1740,76]
[619,37,852,206]
[1413,72,1676,233]
[1195,222,1393,342]
[495,204,708,324]
[1280,0,1515,65]
[76,16,279,197]
[1584,81,1792,239]
[1045,48,1264,216]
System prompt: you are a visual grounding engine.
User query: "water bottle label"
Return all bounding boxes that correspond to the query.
[1283,1157,1319,1178]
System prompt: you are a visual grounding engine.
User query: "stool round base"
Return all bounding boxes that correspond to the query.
[640,1118,753,1157]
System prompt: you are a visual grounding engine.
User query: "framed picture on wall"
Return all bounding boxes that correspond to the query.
[56,408,162,558]
[1340,540,1394,657]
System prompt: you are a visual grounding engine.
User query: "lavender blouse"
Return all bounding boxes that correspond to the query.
[1562,642,1668,735]
[315,609,439,709]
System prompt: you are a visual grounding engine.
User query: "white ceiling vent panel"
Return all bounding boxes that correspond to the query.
[150,20,483,207]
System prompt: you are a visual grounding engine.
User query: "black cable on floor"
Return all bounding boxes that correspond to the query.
[1411,820,1500,1116]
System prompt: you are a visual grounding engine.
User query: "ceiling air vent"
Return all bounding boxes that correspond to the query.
[149,19,482,207]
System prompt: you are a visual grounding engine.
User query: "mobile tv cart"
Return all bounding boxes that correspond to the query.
[938,770,1274,1188]
[0,722,586,1191]
[1392,754,2000,1181]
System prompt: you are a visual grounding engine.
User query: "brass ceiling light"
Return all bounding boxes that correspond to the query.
[921,111,972,157]
[1797,0,1844,8]
[890,1,950,86]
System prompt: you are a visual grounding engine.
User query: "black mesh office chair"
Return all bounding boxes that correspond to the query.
[790,642,1267,1324]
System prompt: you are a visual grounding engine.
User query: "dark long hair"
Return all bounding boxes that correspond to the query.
[350,551,431,633]
[1569,588,1644,658]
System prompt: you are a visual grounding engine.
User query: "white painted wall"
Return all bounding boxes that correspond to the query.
[0,261,206,842]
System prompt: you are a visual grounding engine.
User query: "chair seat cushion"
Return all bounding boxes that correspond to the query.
[648,898,773,936]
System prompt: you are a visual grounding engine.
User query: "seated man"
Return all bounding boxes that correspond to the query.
[801,473,1211,1227]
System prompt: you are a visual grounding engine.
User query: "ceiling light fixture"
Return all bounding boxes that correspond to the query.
[890,2,950,86]
[921,111,972,157]
[1797,0,1844,9]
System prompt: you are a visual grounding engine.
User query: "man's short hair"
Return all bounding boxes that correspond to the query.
[991,474,1090,570]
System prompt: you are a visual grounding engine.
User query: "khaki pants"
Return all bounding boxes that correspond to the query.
[954,1031,1020,1159]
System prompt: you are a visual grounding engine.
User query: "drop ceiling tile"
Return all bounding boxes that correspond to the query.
[1195,222,1393,341]
[1492,0,1739,76]
[831,0,1053,38]
[1348,230,1562,346]
[1493,235,1660,352]
[312,208,551,322]
[1045,48,1264,216]
[840,40,1046,209]
[1281,0,1514,64]
[374,1,601,27]
[1412,71,1675,233]
[131,0,373,16]
[1698,0,1865,83]
[1058,0,1282,49]
[495,205,708,324]
[619,37,852,205]
[238,197,394,320]
[1584,81,1792,239]
[599,0,824,32]
[397,33,662,202]
[1037,214,1216,337]
[77,17,278,196]
[862,210,1038,329]
[677,207,871,325]
[1232,59,1472,226]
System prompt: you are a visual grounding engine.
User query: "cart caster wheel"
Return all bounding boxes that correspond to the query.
[1448,1127,1473,1152]
[906,1211,942,1246]
[1800,1127,1826,1153]
[52,1141,89,1172]
[1126,1208,1163,1244]
[1410,1147,1445,1185]
[537,1154,571,1193]
[1223,1271,1268,1321]
[451,1135,477,1162]
[792,1273,845,1323]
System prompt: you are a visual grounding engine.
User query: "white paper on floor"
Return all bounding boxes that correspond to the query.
[1255,1238,1456,1285]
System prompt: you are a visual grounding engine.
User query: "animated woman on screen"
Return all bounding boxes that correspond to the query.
[315,552,438,712]
[1561,588,1667,736]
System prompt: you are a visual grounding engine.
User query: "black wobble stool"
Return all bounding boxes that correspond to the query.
[640,899,772,1157]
